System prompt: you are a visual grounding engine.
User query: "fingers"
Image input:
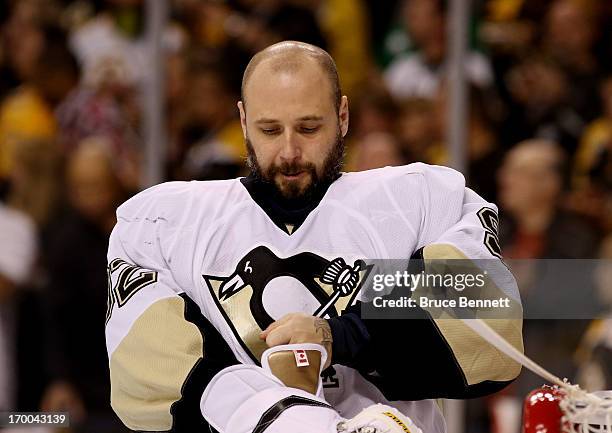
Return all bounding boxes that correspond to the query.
[261,312,312,346]
[260,312,303,339]
[259,319,283,339]
[264,323,294,347]
[260,312,333,364]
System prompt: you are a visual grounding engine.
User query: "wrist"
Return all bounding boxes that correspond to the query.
[313,318,333,368]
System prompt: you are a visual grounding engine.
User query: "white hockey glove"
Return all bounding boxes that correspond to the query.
[338,404,424,433]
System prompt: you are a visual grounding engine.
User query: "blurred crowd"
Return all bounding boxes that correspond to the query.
[0,0,610,432]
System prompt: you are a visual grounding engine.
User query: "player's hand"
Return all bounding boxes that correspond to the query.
[260,312,333,368]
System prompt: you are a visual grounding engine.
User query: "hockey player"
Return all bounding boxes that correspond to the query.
[105,41,523,433]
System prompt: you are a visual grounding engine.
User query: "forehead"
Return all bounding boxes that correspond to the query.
[243,57,335,119]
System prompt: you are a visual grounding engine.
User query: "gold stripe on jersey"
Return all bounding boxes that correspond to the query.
[433,317,523,383]
[421,244,524,384]
[110,297,203,431]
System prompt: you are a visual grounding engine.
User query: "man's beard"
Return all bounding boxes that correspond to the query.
[246,130,344,201]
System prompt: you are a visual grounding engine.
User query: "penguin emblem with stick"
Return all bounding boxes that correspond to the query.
[315,258,364,318]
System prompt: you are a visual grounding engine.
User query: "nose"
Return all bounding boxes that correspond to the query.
[278,130,301,162]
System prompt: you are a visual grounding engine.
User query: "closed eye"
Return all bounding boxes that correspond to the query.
[261,128,281,135]
[300,126,320,134]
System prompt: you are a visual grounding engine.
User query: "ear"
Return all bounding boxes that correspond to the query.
[238,101,247,139]
[339,95,349,138]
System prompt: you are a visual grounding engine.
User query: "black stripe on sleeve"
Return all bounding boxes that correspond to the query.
[169,294,238,433]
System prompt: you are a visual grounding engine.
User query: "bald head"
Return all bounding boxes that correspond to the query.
[241,41,341,113]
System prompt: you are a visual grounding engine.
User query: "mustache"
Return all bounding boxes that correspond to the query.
[270,161,316,177]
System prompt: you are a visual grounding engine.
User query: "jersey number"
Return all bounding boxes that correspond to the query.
[106,258,158,324]
[477,207,502,259]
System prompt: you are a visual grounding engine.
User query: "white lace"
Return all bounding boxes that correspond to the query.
[559,387,612,433]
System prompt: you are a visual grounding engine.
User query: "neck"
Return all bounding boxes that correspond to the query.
[240,173,339,232]
[250,174,336,212]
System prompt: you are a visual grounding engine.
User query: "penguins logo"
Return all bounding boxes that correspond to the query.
[203,246,372,363]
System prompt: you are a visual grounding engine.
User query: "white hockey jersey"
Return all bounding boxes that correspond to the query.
[105,163,523,433]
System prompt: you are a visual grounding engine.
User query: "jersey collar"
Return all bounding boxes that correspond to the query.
[240,174,340,235]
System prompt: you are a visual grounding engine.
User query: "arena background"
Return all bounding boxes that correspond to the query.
[0,0,610,432]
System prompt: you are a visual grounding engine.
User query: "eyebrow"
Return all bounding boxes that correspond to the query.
[297,115,324,122]
[254,115,324,125]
